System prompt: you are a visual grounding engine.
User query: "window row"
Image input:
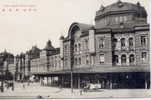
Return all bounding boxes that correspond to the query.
[74,39,89,52]
[113,37,134,50]
[74,54,105,66]
[113,52,147,65]
[115,16,127,24]
[114,54,135,65]
[74,57,81,65]
[103,16,128,26]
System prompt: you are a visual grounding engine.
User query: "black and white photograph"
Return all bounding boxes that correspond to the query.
[0,0,150,99]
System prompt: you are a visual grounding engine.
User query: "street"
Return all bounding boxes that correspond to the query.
[0,82,151,99]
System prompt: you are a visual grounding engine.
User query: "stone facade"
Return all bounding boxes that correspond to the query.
[4,0,150,89]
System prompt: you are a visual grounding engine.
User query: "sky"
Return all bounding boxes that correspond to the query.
[0,0,149,55]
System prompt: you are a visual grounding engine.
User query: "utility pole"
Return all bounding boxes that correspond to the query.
[70,38,74,93]
[71,70,73,93]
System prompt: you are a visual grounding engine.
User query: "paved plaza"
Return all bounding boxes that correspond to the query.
[0,82,151,99]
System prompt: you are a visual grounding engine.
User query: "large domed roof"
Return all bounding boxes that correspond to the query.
[95,0,147,19]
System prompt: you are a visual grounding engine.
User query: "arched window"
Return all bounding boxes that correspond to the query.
[75,58,77,65]
[74,44,77,52]
[114,55,118,65]
[79,57,81,65]
[78,43,81,51]
[85,39,89,49]
[121,54,126,65]
[99,54,105,64]
[142,52,147,62]
[121,38,125,47]
[129,54,135,65]
[141,36,146,46]
[99,37,105,49]
[113,38,117,49]
[129,38,133,47]
[86,55,89,64]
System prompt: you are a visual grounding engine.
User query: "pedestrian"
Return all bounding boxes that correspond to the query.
[80,89,82,95]
[11,82,14,91]
[27,80,30,86]
[23,82,25,89]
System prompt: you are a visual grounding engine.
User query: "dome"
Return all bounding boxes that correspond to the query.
[95,0,147,20]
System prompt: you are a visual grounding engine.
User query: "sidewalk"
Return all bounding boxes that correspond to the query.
[0,82,151,99]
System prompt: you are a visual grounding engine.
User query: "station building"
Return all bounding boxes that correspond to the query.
[6,0,150,89]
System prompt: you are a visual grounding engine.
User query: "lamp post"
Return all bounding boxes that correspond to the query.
[71,70,73,93]
[70,50,74,93]
[70,38,74,93]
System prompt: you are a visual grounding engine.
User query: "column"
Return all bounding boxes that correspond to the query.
[125,37,129,50]
[40,77,43,86]
[127,54,129,66]
[118,55,121,66]
[145,79,148,89]
[47,77,49,86]
[78,74,81,89]
[50,77,52,86]
[61,76,64,87]
[110,80,112,89]
[117,38,121,50]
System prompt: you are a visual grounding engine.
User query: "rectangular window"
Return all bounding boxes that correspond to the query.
[74,58,77,65]
[86,55,89,64]
[78,43,81,51]
[79,57,81,65]
[99,37,105,49]
[124,16,127,22]
[115,17,118,24]
[119,16,123,23]
[142,52,147,61]
[99,54,105,64]
[85,39,89,50]
[74,44,77,52]
[121,38,126,49]
[141,36,146,46]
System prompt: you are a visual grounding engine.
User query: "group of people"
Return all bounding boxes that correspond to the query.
[4,80,14,91]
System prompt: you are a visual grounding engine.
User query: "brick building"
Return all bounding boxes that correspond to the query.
[6,0,150,89]
[29,0,150,89]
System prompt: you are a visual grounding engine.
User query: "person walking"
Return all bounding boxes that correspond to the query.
[22,82,25,89]
[11,81,14,91]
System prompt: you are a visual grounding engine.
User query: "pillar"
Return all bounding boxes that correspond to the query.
[127,54,129,66]
[47,77,49,86]
[78,74,81,89]
[117,38,121,50]
[118,55,121,66]
[125,37,129,50]
[50,77,52,85]
[145,79,148,89]
[110,80,112,89]
[61,76,64,87]
[109,74,112,89]
[40,77,42,86]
